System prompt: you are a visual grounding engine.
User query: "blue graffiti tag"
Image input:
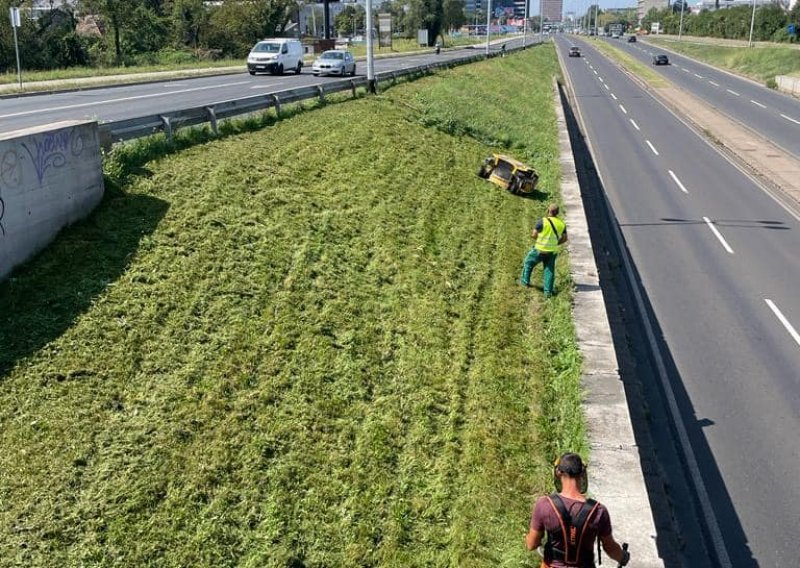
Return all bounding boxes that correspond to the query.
[22,129,74,185]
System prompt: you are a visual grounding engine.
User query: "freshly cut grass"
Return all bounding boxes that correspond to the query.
[0,45,583,567]
[647,38,800,82]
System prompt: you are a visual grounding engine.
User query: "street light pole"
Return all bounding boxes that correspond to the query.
[678,0,686,40]
[593,3,598,37]
[748,0,756,48]
[522,0,528,47]
[366,0,375,90]
[539,0,543,42]
[486,0,492,55]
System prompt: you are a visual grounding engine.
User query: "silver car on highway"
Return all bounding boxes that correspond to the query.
[311,50,356,77]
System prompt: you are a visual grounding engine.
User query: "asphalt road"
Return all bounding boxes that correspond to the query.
[0,42,519,134]
[557,35,800,567]
[604,35,800,159]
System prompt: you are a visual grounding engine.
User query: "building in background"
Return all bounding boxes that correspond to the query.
[542,0,564,23]
[637,0,668,21]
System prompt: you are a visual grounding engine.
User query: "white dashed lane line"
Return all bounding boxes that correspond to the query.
[683,68,691,73]
[619,104,627,114]
[726,89,740,96]
[668,170,689,194]
[750,100,766,109]
[646,140,659,155]
[604,83,610,90]
[611,93,618,100]
[694,73,705,79]
[781,114,800,125]
[703,217,735,254]
[630,118,640,131]
[709,80,720,87]
[765,299,800,348]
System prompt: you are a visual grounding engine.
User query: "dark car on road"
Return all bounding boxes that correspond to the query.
[652,54,669,65]
[568,46,581,57]
[628,35,636,42]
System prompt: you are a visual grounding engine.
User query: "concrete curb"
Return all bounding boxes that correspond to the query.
[552,73,665,565]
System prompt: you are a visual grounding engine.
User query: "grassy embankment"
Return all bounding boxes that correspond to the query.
[647,37,800,82]
[0,46,584,567]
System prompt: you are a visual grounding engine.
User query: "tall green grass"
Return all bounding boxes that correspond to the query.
[647,38,800,81]
[0,46,584,567]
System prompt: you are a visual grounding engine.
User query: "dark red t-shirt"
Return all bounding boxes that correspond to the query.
[530,495,612,567]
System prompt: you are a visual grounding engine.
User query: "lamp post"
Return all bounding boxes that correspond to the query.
[486,0,492,55]
[678,0,686,40]
[366,0,375,90]
[522,0,528,47]
[593,3,598,37]
[747,0,756,47]
[539,0,543,42]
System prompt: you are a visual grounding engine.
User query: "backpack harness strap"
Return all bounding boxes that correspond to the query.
[544,493,600,566]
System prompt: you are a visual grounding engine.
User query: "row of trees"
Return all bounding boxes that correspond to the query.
[0,0,476,72]
[640,3,799,42]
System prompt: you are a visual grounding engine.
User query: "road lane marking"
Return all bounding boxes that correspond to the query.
[726,88,740,96]
[765,299,800,347]
[694,73,705,78]
[709,80,720,87]
[668,170,689,194]
[781,114,800,125]
[604,83,610,90]
[703,216,734,254]
[598,76,604,82]
[610,93,618,100]
[630,118,640,131]
[683,68,691,73]
[593,69,598,75]
[0,81,253,120]
[619,104,627,114]
[750,100,766,108]
[646,139,659,155]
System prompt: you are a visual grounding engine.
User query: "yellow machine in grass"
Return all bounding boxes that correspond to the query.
[477,154,539,195]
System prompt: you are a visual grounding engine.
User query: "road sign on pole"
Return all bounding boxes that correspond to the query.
[9,7,22,89]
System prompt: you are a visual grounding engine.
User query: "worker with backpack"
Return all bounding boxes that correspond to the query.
[526,453,630,567]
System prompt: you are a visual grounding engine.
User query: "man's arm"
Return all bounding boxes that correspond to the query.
[525,527,543,551]
[558,229,568,245]
[600,533,628,565]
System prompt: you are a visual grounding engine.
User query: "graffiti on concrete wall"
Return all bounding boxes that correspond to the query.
[21,128,85,186]
[0,147,23,238]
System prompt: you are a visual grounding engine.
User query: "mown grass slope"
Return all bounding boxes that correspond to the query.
[0,46,584,567]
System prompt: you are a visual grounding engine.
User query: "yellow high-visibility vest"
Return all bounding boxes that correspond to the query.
[535,216,566,253]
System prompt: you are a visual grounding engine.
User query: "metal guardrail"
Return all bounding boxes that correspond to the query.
[96,51,496,148]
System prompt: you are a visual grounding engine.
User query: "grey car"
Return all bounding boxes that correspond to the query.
[311,50,356,77]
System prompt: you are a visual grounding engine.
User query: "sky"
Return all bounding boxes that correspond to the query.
[527,0,639,16]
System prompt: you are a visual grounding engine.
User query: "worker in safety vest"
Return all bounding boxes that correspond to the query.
[519,203,568,297]
[525,453,630,568]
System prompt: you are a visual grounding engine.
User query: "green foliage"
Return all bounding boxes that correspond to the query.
[335,5,366,37]
[645,3,796,42]
[0,47,583,566]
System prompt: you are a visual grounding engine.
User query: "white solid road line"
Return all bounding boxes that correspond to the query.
[703,216,735,254]
[668,170,689,194]
[726,88,740,96]
[781,114,800,125]
[611,93,618,100]
[750,100,766,109]
[765,299,800,348]
[0,81,253,120]
[646,139,659,155]
[619,104,627,114]
[630,118,640,131]
[709,80,720,87]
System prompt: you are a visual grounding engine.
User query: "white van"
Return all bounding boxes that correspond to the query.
[247,39,304,76]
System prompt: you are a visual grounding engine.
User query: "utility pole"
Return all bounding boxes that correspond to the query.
[486,0,492,55]
[366,0,375,90]
[678,0,686,40]
[594,3,599,37]
[523,0,528,47]
[748,0,756,47]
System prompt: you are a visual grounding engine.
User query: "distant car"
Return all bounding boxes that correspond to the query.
[312,50,356,77]
[568,46,581,57]
[652,54,670,66]
[628,35,637,42]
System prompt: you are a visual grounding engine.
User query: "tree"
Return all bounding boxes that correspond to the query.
[170,0,208,48]
[335,4,365,37]
[405,0,444,46]
[78,0,127,61]
[442,0,465,32]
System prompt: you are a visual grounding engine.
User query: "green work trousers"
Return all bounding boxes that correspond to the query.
[520,248,557,295]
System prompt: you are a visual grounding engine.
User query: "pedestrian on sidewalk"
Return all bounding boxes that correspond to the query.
[519,203,567,297]
[525,453,630,567]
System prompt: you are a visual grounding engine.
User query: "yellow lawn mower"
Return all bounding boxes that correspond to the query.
[477,154,539,195]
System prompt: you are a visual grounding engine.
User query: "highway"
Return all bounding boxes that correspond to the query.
[557,35,800,567]
[608,36,800,158]
[0,42,516,134]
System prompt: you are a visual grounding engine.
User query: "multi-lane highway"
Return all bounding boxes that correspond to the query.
[557,35,799,567]
[0,43,515,134]
[606,36,800,158]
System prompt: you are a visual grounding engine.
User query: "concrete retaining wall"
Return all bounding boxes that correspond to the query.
[776,75,800,98]
[0,120,104,281]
